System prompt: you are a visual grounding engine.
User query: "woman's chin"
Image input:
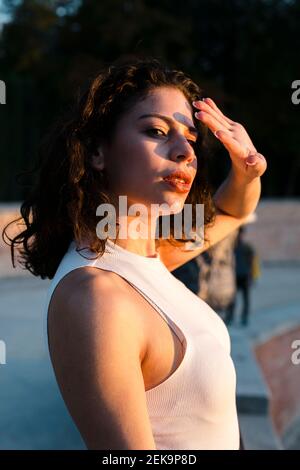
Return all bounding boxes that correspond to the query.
[161,198,185,215]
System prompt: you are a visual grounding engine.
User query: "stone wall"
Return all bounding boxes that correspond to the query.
[244,199,300,263]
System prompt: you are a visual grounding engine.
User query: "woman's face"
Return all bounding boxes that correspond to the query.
[97,86,198,216]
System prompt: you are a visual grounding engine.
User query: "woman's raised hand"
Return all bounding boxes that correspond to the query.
[193,97,267,181]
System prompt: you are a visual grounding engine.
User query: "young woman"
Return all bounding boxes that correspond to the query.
[3,56,267,450]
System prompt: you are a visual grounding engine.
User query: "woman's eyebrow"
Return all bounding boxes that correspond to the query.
[137,113,199,137]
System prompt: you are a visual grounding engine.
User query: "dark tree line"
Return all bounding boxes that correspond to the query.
[0,0,299,200]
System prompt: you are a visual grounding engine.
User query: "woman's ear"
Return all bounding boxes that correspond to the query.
[91,146,105,171]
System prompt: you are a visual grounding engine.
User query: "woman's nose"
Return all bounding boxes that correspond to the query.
[169,139,196,164]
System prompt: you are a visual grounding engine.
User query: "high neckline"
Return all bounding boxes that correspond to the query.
[105,238,161,262]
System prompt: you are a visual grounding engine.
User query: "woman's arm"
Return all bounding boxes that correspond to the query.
[213,168,261,219]
[158,210,248,272]
[48,268,156,450]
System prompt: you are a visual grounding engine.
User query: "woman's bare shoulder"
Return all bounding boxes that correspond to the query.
[51,266,134,308]
[48,266,147,360]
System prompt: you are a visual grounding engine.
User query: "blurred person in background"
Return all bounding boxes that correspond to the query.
[224,225,259,326]
[195,229,238,319]
[172,257,200,295]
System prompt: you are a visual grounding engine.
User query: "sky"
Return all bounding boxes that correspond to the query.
[0,0,82,26]
[0,1,12,28]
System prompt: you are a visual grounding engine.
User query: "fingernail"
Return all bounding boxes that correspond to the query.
[195,111,201,118]
[246,155,257,165]
[214,130,221,139]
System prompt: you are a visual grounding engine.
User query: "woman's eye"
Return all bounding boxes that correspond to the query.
[146,128,197,147]
[187,139,198,148]
[146,128,166,137]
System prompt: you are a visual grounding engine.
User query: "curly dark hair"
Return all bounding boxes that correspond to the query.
[2,55,216,279]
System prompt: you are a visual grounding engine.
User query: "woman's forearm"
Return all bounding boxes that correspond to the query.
[213,169,261,218]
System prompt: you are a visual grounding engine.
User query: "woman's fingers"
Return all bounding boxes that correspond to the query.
[194,110,230,134]
[194,98,234,126]
[194,97,268,179]
[216,130,267,175]
[203,97,235,126]
[246,152,267,166]
[194,97,264,168]
[193,99,232,130]
[214,130,247,157]
[244,153,267,177]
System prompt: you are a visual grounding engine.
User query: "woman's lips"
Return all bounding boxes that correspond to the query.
[162,177,192,193]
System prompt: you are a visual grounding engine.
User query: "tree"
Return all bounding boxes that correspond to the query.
[0,0,299,200]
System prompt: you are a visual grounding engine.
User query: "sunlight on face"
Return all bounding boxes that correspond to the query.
[101,86,198,216]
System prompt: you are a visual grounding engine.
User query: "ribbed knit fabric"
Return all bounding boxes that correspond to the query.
[43,238,240,450]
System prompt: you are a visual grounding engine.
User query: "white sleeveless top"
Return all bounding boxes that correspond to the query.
[43,238,240,450]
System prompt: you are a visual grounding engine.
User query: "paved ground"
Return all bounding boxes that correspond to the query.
[0,265,299,449]
[221,266,300,450]
[0,275,85,449]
